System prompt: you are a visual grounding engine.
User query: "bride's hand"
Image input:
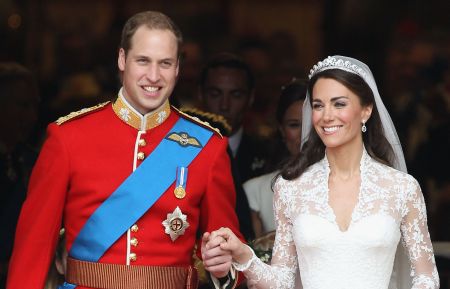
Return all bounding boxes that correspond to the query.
[209,227,253,265]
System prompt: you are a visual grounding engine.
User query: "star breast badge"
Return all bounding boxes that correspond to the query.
[162,206,190,241]
[165,132,202,148]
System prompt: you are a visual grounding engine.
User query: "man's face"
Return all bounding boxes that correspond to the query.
[118,26,179,115]
[201,67,253,133]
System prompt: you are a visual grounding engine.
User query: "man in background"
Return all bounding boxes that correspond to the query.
[199,53,270,240]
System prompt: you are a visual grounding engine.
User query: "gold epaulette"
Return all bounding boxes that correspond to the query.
[55,101,110,125]
[173,106,225,138]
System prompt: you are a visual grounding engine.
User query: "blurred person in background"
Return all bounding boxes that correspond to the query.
[244,78,307,239]
[0,62,39,289]
[199,52,268,184]
[199,52,273,241]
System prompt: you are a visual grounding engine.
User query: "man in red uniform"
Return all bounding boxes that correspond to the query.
[7,11,241,289]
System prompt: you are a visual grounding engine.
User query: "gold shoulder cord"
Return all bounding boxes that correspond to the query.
[56,101,110,125]
[173,106,224,138]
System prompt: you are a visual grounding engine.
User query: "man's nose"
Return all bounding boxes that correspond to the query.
[147,64,161,82]
[219,95,230,111]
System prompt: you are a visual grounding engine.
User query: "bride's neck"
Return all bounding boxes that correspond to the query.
[326,142,364,180]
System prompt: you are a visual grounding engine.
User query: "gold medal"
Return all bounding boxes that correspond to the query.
[174,186,186,199]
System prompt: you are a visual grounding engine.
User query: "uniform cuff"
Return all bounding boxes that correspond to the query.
[209,267,237,289]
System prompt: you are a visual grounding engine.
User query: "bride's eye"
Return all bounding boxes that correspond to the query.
[334,101,347,108]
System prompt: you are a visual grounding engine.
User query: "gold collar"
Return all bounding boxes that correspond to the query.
[112,89,171,131]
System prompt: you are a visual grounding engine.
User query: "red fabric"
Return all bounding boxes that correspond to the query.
[7,104,243,289]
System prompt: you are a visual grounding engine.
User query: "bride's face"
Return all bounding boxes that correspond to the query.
[311,77,372,149]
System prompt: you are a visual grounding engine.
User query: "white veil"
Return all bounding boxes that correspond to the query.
[299,55,411,289]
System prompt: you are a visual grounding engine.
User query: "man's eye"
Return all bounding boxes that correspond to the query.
[231,91,245,99]
[161,61,173,68]
[206,90,220,98]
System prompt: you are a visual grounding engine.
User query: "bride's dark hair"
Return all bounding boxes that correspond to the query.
[279,69,395,181]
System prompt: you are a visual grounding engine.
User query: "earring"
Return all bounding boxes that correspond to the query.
[361,121,367,133]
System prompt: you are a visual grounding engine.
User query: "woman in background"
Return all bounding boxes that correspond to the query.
[244,79,307,238]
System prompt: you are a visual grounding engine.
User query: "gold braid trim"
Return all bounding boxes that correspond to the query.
[55,101,110,125]
[173,106,225,138]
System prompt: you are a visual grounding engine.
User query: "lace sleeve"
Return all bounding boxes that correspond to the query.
[400,178,439,289]
[240,178,298,289]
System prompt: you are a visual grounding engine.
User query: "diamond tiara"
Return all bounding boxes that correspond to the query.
[308,56,367,79]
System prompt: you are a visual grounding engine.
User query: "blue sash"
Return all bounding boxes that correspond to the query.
[69,117,213,262]
[58,282,76,289]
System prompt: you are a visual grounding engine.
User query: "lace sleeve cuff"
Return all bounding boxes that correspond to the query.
[231,245,257,272]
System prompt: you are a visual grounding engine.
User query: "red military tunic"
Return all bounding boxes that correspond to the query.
[7,94,242,289]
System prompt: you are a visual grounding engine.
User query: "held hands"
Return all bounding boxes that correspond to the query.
[202,231,231,278]
[202,227,253,275]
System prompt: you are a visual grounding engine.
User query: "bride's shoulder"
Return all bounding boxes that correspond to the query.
[273,162,324,196]
[369,159,420,190]
[371,159,415,180]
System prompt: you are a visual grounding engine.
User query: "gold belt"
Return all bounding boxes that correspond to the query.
[66,257,198,289]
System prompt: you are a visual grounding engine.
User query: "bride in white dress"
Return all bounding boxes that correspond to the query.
[203,56,439,289]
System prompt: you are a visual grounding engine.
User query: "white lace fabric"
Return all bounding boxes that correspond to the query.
[237,150,439,289]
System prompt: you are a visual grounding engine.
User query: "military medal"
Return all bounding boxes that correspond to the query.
[174,167,188,199]
[162,206,189,241]
[174,186,186,199]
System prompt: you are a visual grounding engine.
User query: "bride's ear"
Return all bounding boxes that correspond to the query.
[362,104,373,122]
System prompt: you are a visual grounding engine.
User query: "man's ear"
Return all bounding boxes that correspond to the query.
[175,59,180,77]
[118,48,126,72]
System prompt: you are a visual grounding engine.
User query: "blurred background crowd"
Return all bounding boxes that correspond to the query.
[0,0,449,288]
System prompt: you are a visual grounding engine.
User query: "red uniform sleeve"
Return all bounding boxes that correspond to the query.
[7,124,69,289]
[199,136,243,239]
[198,136,245,287]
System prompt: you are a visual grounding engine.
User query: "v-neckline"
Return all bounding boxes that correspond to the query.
[323,153,365,233]
[326,182,362,233]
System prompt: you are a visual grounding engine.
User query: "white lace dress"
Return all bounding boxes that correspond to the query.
[236,150,439,289]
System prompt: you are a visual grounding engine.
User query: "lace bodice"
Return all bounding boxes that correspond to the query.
[238,150,439,289]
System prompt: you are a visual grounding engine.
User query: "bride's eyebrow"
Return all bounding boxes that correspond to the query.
[330,96,349,102]
[312,96,348,103]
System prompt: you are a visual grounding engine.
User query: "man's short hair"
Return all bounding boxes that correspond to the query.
[199,52,255,91]
[120,11,183,56]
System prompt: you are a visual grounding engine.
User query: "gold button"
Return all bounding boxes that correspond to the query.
[129,252,137,262]
[137,152,145,160]
[130,237,138,247]
[138,139,146,147]
[131,224,139,232]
